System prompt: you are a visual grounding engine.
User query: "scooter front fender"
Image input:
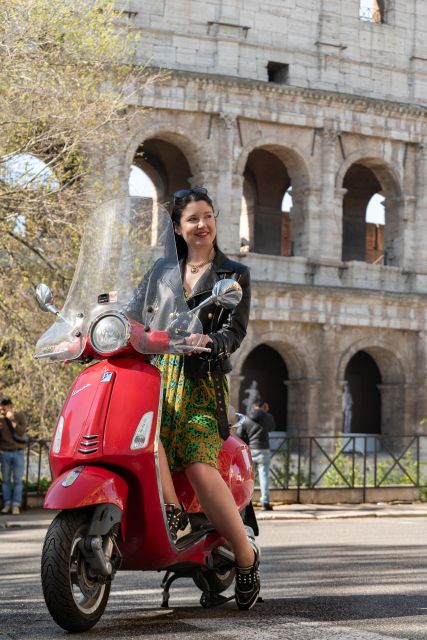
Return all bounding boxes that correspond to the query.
[44,466,128,512]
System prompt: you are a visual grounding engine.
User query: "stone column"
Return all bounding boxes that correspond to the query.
[285,378,320,438]
[291,186,322,257]
[316,126,342,261]
[412,142,427,270]
[378,383,405,436]
[382,195,410,267]
[318,323,343,436]
[209,113,240,255]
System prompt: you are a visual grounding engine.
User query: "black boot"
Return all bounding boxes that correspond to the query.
[235,542,261,610]
[165,503,191,542]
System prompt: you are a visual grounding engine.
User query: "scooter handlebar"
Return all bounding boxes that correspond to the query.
[176,344,212,353]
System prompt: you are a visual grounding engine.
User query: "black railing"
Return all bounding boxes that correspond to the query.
[269,435,427,501]
[2,435,426,506]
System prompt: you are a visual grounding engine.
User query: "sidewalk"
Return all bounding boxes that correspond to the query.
[1,502,427,530]
[255,501,427,520]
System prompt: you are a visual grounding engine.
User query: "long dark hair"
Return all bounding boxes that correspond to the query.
[171,189,218,260]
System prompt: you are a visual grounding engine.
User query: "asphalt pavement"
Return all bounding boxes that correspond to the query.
[2,501,427,529]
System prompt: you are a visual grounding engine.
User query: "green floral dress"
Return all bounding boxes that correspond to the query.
[156,354,229,472]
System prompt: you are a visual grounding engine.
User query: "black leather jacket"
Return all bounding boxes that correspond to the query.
[126,249,251,377]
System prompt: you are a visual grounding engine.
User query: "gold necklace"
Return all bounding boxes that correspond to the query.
[187,250,214,274]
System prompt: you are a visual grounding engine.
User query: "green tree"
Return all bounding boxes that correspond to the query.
[0,0,157,436]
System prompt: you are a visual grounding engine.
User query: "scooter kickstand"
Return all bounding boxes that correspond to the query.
[160,571,181,608]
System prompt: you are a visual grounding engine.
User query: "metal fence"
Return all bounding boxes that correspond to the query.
[268,434,427,501]
[12,439,51,506]
[2,435,426,506]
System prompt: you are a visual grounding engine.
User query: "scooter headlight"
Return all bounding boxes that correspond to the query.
[90,313,130,354]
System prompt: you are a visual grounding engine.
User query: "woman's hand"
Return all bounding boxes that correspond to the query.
[185,333,213,354]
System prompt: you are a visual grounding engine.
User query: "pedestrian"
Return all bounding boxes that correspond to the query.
[0,397,27,515]
[126,186,260,610]
[238,400,276,511]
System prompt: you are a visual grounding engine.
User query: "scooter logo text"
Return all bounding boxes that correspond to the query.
[71,383,91,397]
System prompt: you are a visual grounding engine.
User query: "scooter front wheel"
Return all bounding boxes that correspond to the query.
[41,509,111,632]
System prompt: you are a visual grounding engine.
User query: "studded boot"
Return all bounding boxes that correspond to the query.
[235,542,261,610]
[165,503,192,542]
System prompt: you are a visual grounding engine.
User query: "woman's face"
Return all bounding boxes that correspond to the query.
[175,199,216,251]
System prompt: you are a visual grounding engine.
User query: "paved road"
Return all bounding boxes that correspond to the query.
[1,515,427,640]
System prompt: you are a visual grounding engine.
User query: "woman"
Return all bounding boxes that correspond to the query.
[128,187,260,610]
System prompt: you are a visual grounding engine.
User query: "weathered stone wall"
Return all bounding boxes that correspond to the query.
[112,1,427,437]
[127,0,427,104]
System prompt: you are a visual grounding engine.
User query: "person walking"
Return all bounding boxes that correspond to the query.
[0,397,27,515]
[238,400,276,511]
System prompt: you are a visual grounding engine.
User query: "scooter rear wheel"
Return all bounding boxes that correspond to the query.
[41,509,111,632]
[193,566,235,595]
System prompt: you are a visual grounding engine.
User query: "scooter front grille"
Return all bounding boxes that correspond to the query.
[77,434,100,455]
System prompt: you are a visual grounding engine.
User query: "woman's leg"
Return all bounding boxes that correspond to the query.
[185,462,255,568]
[158,440,180,505]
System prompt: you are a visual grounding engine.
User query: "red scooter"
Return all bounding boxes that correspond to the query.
[35,198,257,632]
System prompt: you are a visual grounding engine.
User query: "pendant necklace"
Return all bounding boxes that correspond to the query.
[187,250,214,274]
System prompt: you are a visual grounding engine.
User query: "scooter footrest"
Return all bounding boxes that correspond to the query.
[175,526,215,549]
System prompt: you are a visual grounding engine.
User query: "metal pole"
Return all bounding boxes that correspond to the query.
[363,435,367,503]
[297,437,302,503]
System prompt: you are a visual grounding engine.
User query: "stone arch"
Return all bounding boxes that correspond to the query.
[336,153,403,266]
[238,344,289,429]
[236,139,311,257]
[343,351,382,434]
[236,137,311,185]
[233,334,317,437]
[335,153,403,195]
[234,334,311,382]
[122,111,216,194]
[337,339,405,384]
[337,340,406,436]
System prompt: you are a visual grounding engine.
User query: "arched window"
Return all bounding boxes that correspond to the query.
[343,351,382,435]
[239,344,288,430]
[342,163,391,264]
[240,147,308,257]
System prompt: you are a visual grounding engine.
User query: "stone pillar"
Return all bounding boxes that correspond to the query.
[400,194,417,269]
[291,186,322,257]
[378,383,405,436]
[383,195,407,267]
[412,143,427,270]
[335,187,347,261]
[317,323,343,436]
[212,113,240,255]
[316,126,342,261]
[285,378,320,438]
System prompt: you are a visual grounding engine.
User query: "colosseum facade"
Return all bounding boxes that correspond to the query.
[112,0,427,439]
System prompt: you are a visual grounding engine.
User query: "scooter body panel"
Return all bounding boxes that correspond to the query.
[47,353,255,572]
[44,466,128,512]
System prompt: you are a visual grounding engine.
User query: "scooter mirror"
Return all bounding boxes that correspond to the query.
[211,279,243,309]
[190,279,243,315]
[35,283,58,315]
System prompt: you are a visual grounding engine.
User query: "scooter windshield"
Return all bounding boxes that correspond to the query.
[35,197,202,362]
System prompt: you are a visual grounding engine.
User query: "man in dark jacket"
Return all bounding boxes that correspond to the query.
[0,397,27,515]
[237,400,276,511]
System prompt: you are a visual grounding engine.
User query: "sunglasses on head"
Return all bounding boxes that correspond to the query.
[173,186,208,202]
